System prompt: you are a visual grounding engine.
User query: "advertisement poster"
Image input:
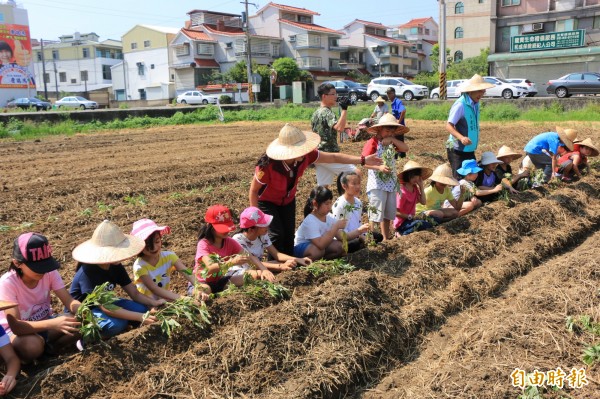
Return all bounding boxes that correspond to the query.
[0,23,34,88]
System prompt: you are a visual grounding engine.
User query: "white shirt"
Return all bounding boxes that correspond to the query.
[331,196,362,233]
[232,233,272,259]
[294,213,337,246]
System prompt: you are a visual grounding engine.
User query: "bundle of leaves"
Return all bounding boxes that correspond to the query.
[299,258,356,278]
[376,144,399,192]
[76,282,121,344]
[145,296,211,338]
[198,253,236,280]
[218,273,290,300]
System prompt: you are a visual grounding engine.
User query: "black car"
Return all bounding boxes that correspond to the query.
[6,97,52,111]
[326,80,369,102]
[546,72,600,98]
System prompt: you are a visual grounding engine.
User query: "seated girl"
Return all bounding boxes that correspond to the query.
[447,159,483,217]
[475,152,518,203]
[495,145,529,189]
[330,171,370,252]
[394,161,435,236]
[294,186,347,260]
[416,163,464,223]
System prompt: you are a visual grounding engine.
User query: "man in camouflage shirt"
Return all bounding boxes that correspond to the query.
[311,82,357,187]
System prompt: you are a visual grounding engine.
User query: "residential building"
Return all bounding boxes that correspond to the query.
[112,25,178,102]
[488,0,600,95]
[32,32,122,100]
[391,17,438,72]
[342,19,413,77]
[446,0,494,60]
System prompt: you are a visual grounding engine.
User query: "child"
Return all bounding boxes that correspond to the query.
[331,171,370,252]
[448,159,483,217]
[495,145,529,188]
[233,207,312,272]
[416,163,464,223]
[524,127,576,182]
[362,113,410,240]
[0,304,19,396]
[294,186,347,260]
[394,161,435,236]
[556,138,598,181]
[369,96,388,121]
[0,233,81,363]
[131,218,209,302]
[517,155,545,190]
[70,220,164,339]
[194,205,275,294]
[475,152,518,203]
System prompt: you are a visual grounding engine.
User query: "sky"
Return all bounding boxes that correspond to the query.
[22,0,440,41]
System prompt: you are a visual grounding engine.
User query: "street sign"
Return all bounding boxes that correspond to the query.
[252,84,260,93]
[510,29,585,53]
[251,73,262,84]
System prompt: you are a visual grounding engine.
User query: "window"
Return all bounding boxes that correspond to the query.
[82,48,89,58]
[556,19,575,32]
[131,42,137,50]
[150,64,155,69]
[225,42,233,49]
[425,29,430,35]
[454,27,464,39]
[80,70,88,81]
[52,50,59,60]
[43,73,50,83]
[102,64,111,80]
[36,51,42,61]
[59,72,66,82]
[455,2,464,14]
[410,27,418,35]
[175,44,190,56]
[454,51,463,62]
[138,89,146,100]
[71,78,76,83]
[298,15,311,23]
[479,0,484,3]
[501,0,520,6]
[137,63,144,76]
[197,43,213,55]
[594,16,600,29]
[272,44,279,57]
[144,40,151,48]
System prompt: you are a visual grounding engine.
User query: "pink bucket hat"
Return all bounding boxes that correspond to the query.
[131,218,171,241]
[239,207,273,229]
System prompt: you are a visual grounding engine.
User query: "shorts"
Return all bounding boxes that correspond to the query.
[367,189,396,222]
[315,163,356,186]
[557,159,573,173]
[293,242,311,257]
[225,265,251,277]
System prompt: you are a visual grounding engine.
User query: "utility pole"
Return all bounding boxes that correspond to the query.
[438,0,447,100]
[40,39,48,100]
[242,1,257,103]
[53,61,59,100]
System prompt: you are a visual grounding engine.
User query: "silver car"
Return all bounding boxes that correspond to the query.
[430,79,467,99]
[176,91,219,105]
[367,77,429,101]
[55,96,98,110]
[507,78,537,97]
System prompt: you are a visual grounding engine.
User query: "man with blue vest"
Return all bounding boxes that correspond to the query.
[445,74,495,178]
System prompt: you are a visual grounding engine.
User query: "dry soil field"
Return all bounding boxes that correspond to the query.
[0,119,599,399]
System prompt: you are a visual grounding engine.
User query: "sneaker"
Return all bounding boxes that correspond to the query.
[561,176,572,182]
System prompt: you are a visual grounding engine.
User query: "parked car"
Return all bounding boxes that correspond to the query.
[430,79,467,99]
[483,76,527,99]
[326,80,369,102]
[6,97,52,111]
[55,96,98,109]
[367,77,429,101]
[507,78,537,97]
[546,72,600,98]
[176,91,219,105]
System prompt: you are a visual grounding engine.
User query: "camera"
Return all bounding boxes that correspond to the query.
[337,96,356,108]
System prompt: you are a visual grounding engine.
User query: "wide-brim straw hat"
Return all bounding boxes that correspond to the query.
[575,138,599,157]
[556,126,576,151]
[458,74,495,93]
[266,123,321,160]
[480,151,503,166]
[366,113,410,135]
[72,220,146,264]
[430,163,459,186]
[496,145,522,162]
[398,160,433,183]
[375,96,386,103]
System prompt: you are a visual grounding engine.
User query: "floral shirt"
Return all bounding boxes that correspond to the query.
[311,106,339,153]
[362,137,397,193]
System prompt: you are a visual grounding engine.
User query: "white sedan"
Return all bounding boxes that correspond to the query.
[55,96,98,109]
[176,91,219,105]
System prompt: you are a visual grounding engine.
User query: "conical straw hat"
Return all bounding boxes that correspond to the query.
[576,138,599,157]
[72,220,145,264]
[458,74,495,93]
[398,160,433,183]
[496,145,522,162]
[429,163,459,186]
[555,126,576,151]
[266,123,321,160]
[374,96,386,103]
[366,113,410,135]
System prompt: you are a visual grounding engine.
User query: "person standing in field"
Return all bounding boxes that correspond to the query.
[386,87,407,159]
[311,82,358,188]
[445,74,495,178]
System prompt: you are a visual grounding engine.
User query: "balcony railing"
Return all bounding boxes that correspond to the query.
[295,34,323,49]
[297,56,322,69]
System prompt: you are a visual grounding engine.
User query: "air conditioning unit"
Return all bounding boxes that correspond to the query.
[289,35,296,42]
[532,22,544,31]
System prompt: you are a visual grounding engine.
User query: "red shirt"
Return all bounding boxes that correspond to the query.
[255,150,320,206]
[361,137,380,157]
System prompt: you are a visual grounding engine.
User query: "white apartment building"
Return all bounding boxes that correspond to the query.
[392,17,438,72]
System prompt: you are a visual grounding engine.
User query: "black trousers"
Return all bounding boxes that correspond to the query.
[394,134,406,159]
[258,199,296,256]
[447,148,476,179]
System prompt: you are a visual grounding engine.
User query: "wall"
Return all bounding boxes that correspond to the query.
[446,0,493,59]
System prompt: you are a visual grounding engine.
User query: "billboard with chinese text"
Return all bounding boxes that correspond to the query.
[510,30,585,53]
[0,23,34,88]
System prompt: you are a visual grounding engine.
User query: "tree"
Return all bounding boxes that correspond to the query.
[271,57,302,84]
[448,48,489,79]
[429,43,452,73]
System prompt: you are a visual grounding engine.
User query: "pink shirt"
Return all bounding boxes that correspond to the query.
[0,270,65,334]
[194,237,243,282]
[394,185,419,229]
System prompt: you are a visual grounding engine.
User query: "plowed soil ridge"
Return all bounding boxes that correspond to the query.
[22,174,600,399]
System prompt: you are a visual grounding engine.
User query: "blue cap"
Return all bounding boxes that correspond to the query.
[456,159,482,176]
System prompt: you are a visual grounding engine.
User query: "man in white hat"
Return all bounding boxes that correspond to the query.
[446,74,495,178]
[311,82,358,188]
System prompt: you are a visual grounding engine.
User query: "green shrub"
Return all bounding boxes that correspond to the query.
[219,95,232,104]
[480,103,521,121]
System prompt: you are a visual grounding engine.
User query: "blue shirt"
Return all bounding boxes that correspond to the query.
[390,97,406,124]
[448,95,479,151]
[69,263,132,302]
[524,132,562,155]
